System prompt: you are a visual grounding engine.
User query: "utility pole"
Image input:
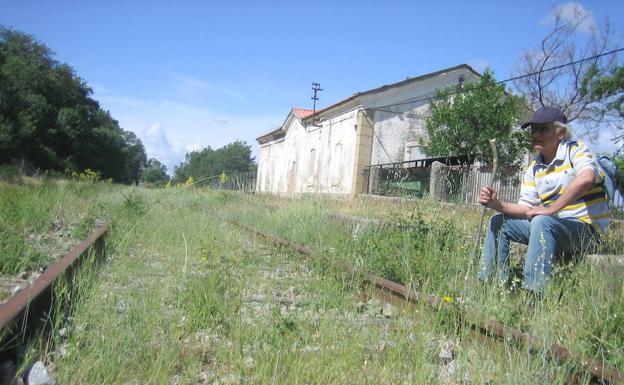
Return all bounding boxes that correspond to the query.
[311,82,322,115]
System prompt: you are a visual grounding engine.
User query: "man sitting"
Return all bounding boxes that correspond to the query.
[477,107,610,295]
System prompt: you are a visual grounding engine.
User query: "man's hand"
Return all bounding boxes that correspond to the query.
[479,186,498,208]
[525,205,556,219]
[479,186,531,217]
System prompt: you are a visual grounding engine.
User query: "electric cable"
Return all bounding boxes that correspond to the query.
[368,47,623,113]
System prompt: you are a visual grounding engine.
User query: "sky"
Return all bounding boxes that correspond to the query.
[1,0,623,173]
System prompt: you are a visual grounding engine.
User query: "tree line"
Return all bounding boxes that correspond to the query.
[171,141,255,184]
[0,26,256,186]
[0,26,147,183]
[140,141,256,185]
[3,9,621,187]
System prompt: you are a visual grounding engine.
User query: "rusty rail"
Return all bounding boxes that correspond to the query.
[0,222,108,344]
[234,221,622,385]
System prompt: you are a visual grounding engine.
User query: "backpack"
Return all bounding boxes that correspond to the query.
[567,142,622,206]
[595,155,622,205]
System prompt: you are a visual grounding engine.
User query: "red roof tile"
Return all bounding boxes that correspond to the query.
[292,108,314,119]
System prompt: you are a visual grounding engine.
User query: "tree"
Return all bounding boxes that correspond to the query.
[120,130,147,184]
[512,4,620,134]
[0,26,147,183]
[173,140,255,184]
[616,153,624,168]
[422,70,529,172]
[141,158,168,184]
[581,65,624,147]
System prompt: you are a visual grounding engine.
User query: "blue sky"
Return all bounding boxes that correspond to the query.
[2,1,623,172]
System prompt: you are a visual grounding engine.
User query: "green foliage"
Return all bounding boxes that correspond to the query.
[173,140,255,184]
[183,273,240,333]
[0,26,147,183]
[615,153,624,169]
[140,158,168,184]
[0,164,23,183]
[2,181,621,380]
[121,191,147,216]
[422,70,530,172]
[355,212,466,288]
[581,65,624,148]
[581,65,624,117]
[0,183,58,274]
[0,223,42,275]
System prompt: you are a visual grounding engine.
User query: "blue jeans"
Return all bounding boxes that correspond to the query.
[477,214,598,294]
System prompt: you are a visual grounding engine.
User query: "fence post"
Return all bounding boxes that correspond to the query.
[368,167,380,195]
[429,161,446,200]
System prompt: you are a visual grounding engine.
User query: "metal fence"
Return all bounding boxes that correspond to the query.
[365,162,624,214]
[366,163,523,204]
[207,171,256,193]
[431,165,524,204]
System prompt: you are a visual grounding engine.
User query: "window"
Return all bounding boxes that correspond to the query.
[308,148,316,187]
[331,143,343,187]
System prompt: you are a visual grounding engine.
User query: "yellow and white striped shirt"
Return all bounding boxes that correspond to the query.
[518,140,610,231]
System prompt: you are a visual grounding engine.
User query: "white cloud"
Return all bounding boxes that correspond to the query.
[94,91,282,174]
[142,124,184,174]
[172,74,249,103]
[173,74,210,91]
[543,2,597,34]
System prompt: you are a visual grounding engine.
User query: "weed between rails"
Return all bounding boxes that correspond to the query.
[2,180,622,383]
[231,194,624,372]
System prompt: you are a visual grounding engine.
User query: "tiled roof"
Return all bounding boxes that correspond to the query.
[292,108,314,119]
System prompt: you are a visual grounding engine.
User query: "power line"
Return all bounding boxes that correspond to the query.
[370,47,624,112]
[371,108,429,120]
[365,48,624,160]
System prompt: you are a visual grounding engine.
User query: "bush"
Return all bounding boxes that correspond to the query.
[0,165,24,184]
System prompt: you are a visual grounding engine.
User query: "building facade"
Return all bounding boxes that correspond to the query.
[256,64,481,196]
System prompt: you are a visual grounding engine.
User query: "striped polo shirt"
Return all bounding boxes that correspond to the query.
[518,140,610,232]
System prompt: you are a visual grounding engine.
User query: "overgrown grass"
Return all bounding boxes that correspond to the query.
[2,179,622,384]
[228,193,624,371]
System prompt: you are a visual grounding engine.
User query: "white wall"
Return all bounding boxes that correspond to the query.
[256,110,358,195]
[364,67,479,165]
[256,66,481,194]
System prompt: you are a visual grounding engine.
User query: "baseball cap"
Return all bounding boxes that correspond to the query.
[520,107,567,129]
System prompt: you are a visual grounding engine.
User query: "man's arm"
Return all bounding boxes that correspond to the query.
[525,168,596,218]
[479,186,531,217]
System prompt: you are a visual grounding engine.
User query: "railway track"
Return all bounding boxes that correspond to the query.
[1,205,620,384]
[0,222,108,376]
[234,221,622,385]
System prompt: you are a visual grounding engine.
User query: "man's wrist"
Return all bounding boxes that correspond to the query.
[490,199,502,212]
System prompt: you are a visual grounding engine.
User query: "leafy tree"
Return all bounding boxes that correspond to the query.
[422,70,530,171]
[120,130,147,184]
[581,65,624,147]
[173,140,255,184]
[0,26,147,183]
[141,158,168,184]
[615,153,624,169]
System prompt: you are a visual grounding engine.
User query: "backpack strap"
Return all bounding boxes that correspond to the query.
[567,140,607,194]
[566,140,578,168]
